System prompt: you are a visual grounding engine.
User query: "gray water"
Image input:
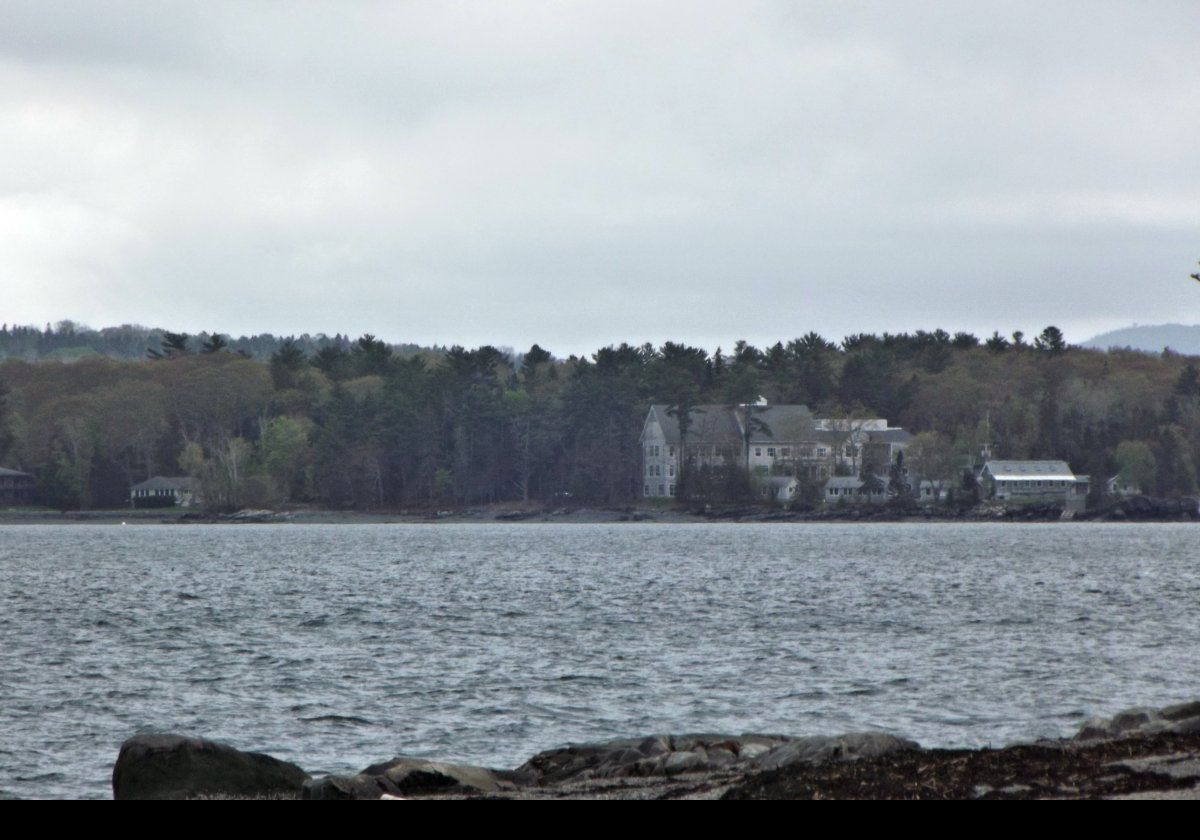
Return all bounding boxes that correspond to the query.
[1,522,1198,799]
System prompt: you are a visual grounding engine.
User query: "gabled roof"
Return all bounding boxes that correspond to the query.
[0,467,33,478]
[646,404,815,446]
[131,476,196,492]
[745,405,815,443]
[647,404,743,446]
[982,460,1075,480]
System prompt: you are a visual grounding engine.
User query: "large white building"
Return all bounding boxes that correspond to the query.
[639,403,912,499]
[978,460,1089,510]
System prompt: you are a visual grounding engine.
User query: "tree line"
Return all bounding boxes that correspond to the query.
[0,321,431,362]
[0,325,1196,511]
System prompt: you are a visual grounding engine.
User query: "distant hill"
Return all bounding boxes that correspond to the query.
[1081,324,1200,356]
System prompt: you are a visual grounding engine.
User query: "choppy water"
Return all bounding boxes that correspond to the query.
[1,522,1198,799]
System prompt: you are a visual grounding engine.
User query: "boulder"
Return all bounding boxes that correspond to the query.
[112,733,308,800]
[663,750,708,776]
[1075,700,1200,741]
[515,732,869,784]
[303,757,514,800]
[751,732,919,770]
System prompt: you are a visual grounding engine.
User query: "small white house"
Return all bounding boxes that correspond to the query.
[130,476,198,508]
[1106,475,1141,497]
[763,475,799,504]
[916,479,950,503]
[823,475,889,504]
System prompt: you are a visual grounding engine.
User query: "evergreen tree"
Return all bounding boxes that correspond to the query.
[200,333,229,354]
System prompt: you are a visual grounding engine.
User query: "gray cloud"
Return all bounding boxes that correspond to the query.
[2,1,1198,354]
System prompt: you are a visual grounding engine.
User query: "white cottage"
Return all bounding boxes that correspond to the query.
[822,475,889,504]
[130,476,198,508]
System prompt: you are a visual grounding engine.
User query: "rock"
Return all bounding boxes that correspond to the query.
[1169,716,1200,735]
[1074,700,1200,741]
[1074,718,1113,741]
[751,732,919,770]
[515,731,893,784]
[1108,753,1200,782]
[663,750,708,776]
[1111,709,1154,732]
[112,733,308,800]
[303,757,513,800]
[1162,701,1200,722]
[302,775,389,801]
[706,747,738,768]
[735,741,772,761]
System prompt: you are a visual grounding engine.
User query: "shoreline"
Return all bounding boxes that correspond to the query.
[111,700,1200,800]
[1,501,1196,526]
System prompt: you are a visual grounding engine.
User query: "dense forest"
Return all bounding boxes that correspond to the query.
[0,324,1197,511]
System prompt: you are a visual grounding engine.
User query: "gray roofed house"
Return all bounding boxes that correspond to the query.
[822,474,888,503]
[978,459,1088,511]
[130,476,198,508]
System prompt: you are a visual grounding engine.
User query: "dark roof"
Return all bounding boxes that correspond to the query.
[747,405,815,443]
[647,404,814,446]
[130,476,196,492]
[866,429,914,444]
[647,405,744,447]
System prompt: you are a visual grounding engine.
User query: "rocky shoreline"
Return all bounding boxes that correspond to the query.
[110,700,1200,799]
[4,494,1198,526]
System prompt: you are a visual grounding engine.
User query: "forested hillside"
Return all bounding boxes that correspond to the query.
[0,327,1197,510]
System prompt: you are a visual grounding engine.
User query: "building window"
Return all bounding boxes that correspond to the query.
[644,484,650,496]
[781,448,790,457]
[767,448,776,457]
[755,448,762,457]
[668,446,675,457]
[668,465,674,477]
[669,484,676,497]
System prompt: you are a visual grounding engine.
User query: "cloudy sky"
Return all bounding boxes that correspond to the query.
[2,1,1198,355]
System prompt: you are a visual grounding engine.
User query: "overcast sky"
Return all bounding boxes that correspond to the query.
[2,1,1198,355]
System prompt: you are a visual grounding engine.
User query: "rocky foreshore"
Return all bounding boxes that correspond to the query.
[5,493,1197,526]
[111,700,1200,799]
